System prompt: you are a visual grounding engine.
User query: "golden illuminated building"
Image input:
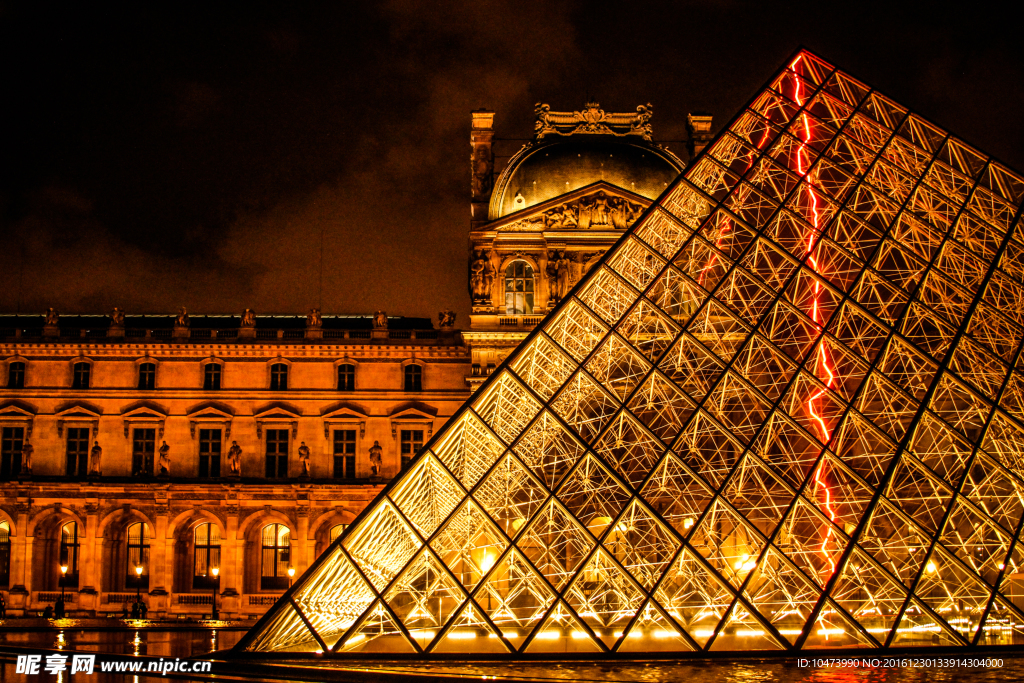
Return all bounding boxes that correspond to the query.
[241,50,1024,657]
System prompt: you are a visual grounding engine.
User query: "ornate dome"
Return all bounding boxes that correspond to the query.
[489,136,684,220]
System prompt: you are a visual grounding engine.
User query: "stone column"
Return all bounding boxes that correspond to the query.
[78,503,100,615]
[220,506,241,619]
[295,509,310,574]
[8,504,31,615]
[470,110,495,231]
[149,506,170,616]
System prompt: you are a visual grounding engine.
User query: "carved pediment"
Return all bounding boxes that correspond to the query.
[55,401,103,419]
[253,402,302,420]
[0,399,37,418]
[488,182,649,234]
[120,401,168,419]
[321,401,369,420]
[187,401,236,419]
[389,401,438,420]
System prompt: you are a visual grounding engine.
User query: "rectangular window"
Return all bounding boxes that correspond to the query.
[270,364,288,391]
[72,363,91,389]
[404,365,422,391]
[0,427,24,479]
[265,429,289,478]
[138,363,156,390]
[332,429,357,479]
[198,428,222,478]
[6,362,25,389]
[66,428,90,477]
[400,429,423,471]
[337,364,355,391]
[203,364,221,390]
[132,428,156,477]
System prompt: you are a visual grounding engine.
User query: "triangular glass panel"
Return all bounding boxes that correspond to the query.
[292,548,375,650]
[544,298,609,363]
[859,499,929,587]
[979,595,1024,647]
[775,497,849,587]
[658,332,725,401]
[551,369,620,443]
[475,548,556,650]
[690,500,766,590]
[556,453,632,537]
[336,600,416,654]
[639,451,714,538]
[801,599,877,649]
[891,598,963,647]
[430,499,508,592]
[524,601,603,654]
[473,452,548,539]
[388,453,464,539]
[626,369,696,444]
[654,546,734,648]
[742,546,821,645]
[584,332,652,401]
[617,298,680,362]
[508,333,577,402]
[432,411,505,490]
[384,549,466,650]
[513,410,585,490]
[244,600,320,653]
[617,599,696,653]
[472,370,543,447]
[709,600,785,651]
[518,498,595,590]
[430,600,509,654]
[343,500,422,592]
[828,547,907,644]
[605,499,681,590]
[914,545,992,642]
[595,410,665,489]
[564,547,646,648]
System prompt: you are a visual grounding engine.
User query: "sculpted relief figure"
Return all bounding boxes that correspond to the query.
[610,198,629,229]
[228,441,242,476]
[307,308,322,329]
[158,441,170,477]
[298,442,311,477]
[89,441,102,476]
[548,250,572,301]
[470,252,488,300]
[471,146,493,199]
[369,440,383,477]
[21,441,33,474]
[175,307,190,328]
[631,103,654,139]
[110,307,125,327]
[438,310,456,329]
[241,308,256,328]
[373,311,388,330]
[487,249,501,302]
[534,103,555,138]
[45,308,59,326]
[592,191,610,226]
[578,198,593,229]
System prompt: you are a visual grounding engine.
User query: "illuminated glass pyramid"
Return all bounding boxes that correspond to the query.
[239,49,1024,655]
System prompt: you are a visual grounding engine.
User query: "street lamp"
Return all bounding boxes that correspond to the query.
[210,567,219,621]
[59,565,68,604]
[134,565,143,611]
[287,567,295,588]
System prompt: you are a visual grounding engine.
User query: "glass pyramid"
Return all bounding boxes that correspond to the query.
[238,49,1024,655]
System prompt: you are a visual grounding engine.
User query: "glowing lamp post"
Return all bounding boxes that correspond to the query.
[287,567,295,588]
[59,565,68,604]
[211,567,220,620]
[134,565,143,607]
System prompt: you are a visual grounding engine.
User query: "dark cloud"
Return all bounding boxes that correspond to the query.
[2,1,1021,319]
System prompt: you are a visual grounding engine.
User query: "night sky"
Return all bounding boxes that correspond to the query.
[2,2,1022,323]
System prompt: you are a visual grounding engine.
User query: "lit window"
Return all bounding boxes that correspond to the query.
[400,429,423,470]
[132,428,156,477]
[72,362,91,389]
[333,430,356,479]
[126,522,150,589]
[203,363,221,390]
[60,522,80,588]
[65,428,89,478]
[193,523,221,590]
[1,427,24,479]
[337,364,355,391]
[0,521,10,587]
[138,363,156,390]
[6,362,25,389]
[270,363,288,391]
[404,365,422,392]
[199,429,222,478]
[265,429,289,478]
[504,261,534,315]
[260,523,291,590]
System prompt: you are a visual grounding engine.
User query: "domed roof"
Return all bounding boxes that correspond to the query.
[489,137,684,220]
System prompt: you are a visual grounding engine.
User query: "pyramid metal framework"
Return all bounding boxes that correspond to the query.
[238,49,1024,656]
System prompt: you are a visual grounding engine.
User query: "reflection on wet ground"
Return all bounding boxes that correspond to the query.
[1,630,1022,682]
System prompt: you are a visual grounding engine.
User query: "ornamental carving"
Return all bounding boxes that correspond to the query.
[534,101,655,140]
[496,192,644,232]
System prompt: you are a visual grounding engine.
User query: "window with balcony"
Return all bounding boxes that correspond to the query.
[505,260,534,315]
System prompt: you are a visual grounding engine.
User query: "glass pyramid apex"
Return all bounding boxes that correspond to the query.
[237,48,1024,656]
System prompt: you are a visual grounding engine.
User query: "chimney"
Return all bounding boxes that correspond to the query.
[686,113,714,160]
[471,110,495,230]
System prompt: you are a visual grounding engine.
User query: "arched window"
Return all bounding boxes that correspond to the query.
[260,523,291,590]
[126,522,150,589]
[60,522,80,588]
[138,362,156,390]
[0,521,10,586]
[270,363,288,391]
[193,523,221,590]
[329,524,348,544]
[504,261,534,315]
[72,362,91,389]
[404,364,422,392]
[6,361,25,388]
[337,364,355,391]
